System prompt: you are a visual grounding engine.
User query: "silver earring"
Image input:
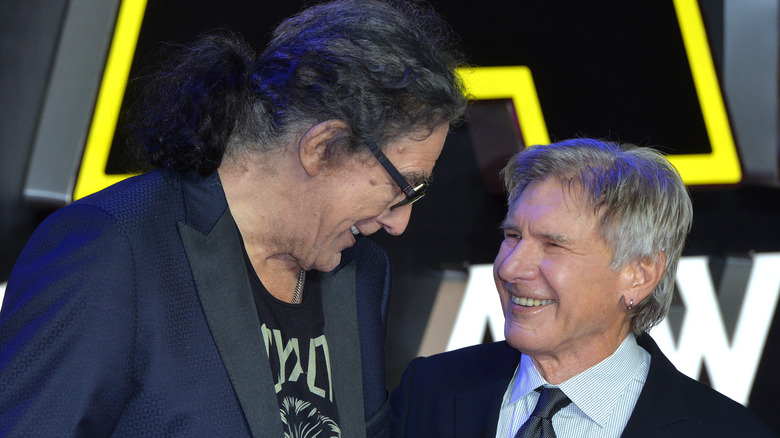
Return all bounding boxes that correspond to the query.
[628,299,634,310]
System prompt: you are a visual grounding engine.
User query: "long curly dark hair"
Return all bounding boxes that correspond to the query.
[128,0,468,176]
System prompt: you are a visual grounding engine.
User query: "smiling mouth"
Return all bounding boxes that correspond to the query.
[511,296,555,307]
[350,225,360,236]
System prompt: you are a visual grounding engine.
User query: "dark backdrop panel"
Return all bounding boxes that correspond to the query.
[0,0,70,279]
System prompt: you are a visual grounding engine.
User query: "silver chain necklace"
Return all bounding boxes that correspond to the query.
[291,269,306,304]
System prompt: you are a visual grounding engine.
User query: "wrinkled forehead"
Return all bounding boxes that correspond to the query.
[509,175,600,217]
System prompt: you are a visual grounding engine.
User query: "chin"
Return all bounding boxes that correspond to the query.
[505,328,524,351]
[504,322,547,353]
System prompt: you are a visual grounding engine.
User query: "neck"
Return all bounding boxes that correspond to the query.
[530,329,631,384]
[218,151,310,302]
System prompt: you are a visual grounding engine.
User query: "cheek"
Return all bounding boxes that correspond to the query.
[357,184,397,214]
[548,267,610,319]
[339,166,392,209]
[340,192,388,219]
[538,257,585,294]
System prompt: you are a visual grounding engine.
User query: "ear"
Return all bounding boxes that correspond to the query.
[622,251,666,307]
[298,119,349,177]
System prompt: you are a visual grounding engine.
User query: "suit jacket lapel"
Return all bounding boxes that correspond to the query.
[179,209,281,437]
[322,261,366,438]
[455,342,520,438]
[621,334,689,438]
[454,377,508,438]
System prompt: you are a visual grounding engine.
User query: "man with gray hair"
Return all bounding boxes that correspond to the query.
[391,138,776,437]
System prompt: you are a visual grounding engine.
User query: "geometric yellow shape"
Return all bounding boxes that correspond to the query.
[73,0,738,202]
[73,0,147,200]
[457,66,550,147]
[668,0,741,185]
[458,2,743,187]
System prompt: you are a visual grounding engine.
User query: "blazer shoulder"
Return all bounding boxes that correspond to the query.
[75,169,169,206]
[633,333,778,437]
[409,342,520,389]
[61,170,179,229]
[675,372,777,436]
[391,342,519,438]
[69,170,228,236]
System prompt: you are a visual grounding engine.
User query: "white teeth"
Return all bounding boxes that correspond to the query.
[511,296,555,307]
[350,225,360,236]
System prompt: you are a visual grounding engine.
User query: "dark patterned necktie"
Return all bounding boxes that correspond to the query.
[514,386,572,438]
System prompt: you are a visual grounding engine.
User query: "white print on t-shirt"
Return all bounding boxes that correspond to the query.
[260,323,335,402]
[281,397,341,438]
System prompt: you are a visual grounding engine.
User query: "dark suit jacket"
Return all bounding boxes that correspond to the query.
[390,334,777,437]
[0,170,391,437]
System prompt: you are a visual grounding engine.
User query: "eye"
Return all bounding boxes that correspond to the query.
[502,230,521,245]
[543,240,568,253]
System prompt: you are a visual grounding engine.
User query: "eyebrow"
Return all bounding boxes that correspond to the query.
[499,220,515,232]
[539,231,574,245]
[498,221,574,245]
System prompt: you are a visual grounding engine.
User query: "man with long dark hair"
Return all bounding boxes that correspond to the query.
[0,1,467,436]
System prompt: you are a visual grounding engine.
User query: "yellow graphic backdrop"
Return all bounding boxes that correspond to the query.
[73,0,740,201]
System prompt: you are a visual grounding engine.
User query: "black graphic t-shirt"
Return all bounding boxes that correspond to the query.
[245,257,341,438]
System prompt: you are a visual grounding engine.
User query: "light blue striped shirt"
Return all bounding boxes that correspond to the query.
[496,333,651,438]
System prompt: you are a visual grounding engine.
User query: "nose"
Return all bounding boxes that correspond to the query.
[495,239,540,282]
[376,204,413,236]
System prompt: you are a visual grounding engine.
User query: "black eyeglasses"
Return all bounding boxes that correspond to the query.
[366,140,427,210]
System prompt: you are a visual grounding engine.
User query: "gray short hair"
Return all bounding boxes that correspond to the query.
[501,138,693,334]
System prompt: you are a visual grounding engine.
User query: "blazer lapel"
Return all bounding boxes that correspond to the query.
[321,261,366,438]
[455,343,520,438]
[454,379,507,438]
[179,210,281,437]
[621,334,689,438]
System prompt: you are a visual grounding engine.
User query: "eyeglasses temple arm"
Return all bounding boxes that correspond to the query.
[366,140,416,196]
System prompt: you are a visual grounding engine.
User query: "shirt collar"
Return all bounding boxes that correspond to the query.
[559,333,646,426]
[506,333,647,426]
[507,352,546,405]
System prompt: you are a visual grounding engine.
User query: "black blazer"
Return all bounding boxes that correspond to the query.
[390,334,777,437]
[0,170,391,437]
